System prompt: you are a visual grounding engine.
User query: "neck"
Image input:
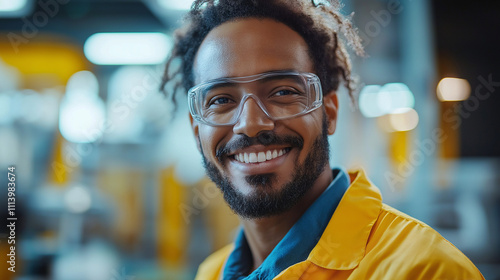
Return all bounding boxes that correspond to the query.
[241,166,333,272]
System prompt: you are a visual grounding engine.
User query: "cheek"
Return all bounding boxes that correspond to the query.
[199,126,228,157]
[286,111,325,157]
[290,111,324,138]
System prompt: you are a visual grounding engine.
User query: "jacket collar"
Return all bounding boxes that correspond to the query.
[307,168,382,270]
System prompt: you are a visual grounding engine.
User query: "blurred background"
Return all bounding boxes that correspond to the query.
[0,0,499,279]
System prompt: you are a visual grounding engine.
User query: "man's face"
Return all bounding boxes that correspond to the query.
[191,18,336,218]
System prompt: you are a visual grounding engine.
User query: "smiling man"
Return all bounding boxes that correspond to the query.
[161,0,484,279]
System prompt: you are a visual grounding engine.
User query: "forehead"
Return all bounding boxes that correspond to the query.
[193,18,313,85]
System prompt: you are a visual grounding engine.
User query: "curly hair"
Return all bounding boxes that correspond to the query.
[160,0,364,108]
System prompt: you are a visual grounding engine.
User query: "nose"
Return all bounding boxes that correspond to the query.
[233,97,275,137]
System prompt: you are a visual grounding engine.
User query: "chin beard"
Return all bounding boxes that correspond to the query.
[201,116,330,219]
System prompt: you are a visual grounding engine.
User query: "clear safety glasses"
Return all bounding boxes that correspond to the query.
[188,71,323,126]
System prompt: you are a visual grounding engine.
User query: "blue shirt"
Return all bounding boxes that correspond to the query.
[223,168,350,280]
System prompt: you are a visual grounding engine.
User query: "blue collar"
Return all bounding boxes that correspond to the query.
[223,168,350,280]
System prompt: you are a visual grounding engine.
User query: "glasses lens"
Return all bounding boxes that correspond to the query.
[192,73,320,125]
[200,83,242,125]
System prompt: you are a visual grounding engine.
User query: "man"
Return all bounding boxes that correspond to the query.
[161,0,484,279]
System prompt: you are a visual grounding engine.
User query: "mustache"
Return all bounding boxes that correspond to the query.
[216,131,304,162]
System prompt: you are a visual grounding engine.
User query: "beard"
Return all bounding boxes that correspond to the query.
[200,115,330,219]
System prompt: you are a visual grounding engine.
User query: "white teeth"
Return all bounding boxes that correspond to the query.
[234,149,287,163]
[249,153,258,163]
[266,150,272,160]
[258,152,266,162]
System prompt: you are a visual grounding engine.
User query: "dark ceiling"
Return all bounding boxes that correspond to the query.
[0,0,169,44]
[432,0,500,157]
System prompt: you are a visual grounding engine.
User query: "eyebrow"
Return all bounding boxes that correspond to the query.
[201,69,303,94]
[202,82,239,96]
[257,73,303,84]
[205,69,299,83]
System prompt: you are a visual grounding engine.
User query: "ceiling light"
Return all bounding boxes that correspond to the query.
[437,77,471,102]
[84,33,172,65]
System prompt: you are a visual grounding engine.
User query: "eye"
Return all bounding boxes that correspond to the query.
[208,96,235,106]
[273,89,300,96]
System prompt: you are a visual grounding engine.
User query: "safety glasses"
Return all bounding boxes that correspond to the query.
[188,71,323,126]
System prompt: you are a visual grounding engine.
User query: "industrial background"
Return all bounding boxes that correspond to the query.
[0,0,499,279]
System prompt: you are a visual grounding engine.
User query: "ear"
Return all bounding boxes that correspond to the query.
[323,92,339,135]
[189,114,202,152]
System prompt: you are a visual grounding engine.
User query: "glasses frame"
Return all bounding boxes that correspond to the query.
[187,71,323,126]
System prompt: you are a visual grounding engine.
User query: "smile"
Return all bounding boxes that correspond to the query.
[233,148,291,164]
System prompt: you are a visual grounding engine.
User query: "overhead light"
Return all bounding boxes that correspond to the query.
[0,0,28,12]
[59,71,106,143]
[84,33,172,65]
[158,0,194,10]
[359,85,383,118]
[387,108,419,132]
[359,83,415,118]
[437,77,470,101]
[64,185,92,213]
[379,83,415,113]
[0,0,33,18]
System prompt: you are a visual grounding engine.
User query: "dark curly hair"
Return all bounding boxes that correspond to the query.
[160,0,364,108]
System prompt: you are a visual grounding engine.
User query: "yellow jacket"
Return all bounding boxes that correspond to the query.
[195,169,484,279]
